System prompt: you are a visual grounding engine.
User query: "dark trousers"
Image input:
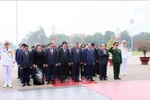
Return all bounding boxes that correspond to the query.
[18,67,20,78]
[30,68,34,78]
[59,61,69,81]
[93,62,99,75]
[22,68,30,84]
[68,66,72,76]
[84,64,93,80]
[20,68,23,82]
[99,65,107,79]
[55,67,59,78]
[43,67,47,78]
[47,64,56,82]
[72,63,79,81]
[113,63,121,78]
[31,68,36,79]
[80,64,84,77]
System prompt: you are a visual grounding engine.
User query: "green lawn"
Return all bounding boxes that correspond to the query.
[132,51,150,56]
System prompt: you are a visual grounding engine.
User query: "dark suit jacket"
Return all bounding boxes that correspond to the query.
[83,48,95,65]
[98,49,109,65]
[93,48,99,62]
[71,47,82,64]
[31,48,37,66]
[17,49,23,65]
[45,48,57,65]
[15,48,19,62]
[57,48,70,64]
[20,51,31,68]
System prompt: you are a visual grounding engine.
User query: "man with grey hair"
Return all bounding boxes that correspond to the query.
[120,40,129,75]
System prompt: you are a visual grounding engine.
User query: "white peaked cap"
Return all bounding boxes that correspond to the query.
[121,40,126,43]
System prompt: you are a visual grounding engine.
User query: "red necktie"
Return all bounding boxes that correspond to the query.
[50,49,53,54]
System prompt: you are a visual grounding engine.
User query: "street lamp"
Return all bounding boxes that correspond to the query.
[130,19,134,51]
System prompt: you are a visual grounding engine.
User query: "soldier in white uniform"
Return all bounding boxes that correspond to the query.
[0,41,15,88]
[120,40,129,75]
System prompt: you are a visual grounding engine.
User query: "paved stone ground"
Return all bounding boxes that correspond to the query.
[0,55,150,90]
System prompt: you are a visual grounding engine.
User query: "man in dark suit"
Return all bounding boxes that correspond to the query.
[57,41,71,83]
[91,43,99,77]
[71,42,82,82]
[17,43,26,83]
[45,43,57,84]
[15,43,22,79]
[20,44,32,87]
[84,43,95,81]
[98,44,109,81]
[80,44,86,78]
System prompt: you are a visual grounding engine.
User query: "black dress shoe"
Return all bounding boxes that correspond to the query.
[47,82,50,84]
[104,78,108,80]
[117,78,121,80]
[61,80,64,83]
[27,84,31,86]
[22,84,25,87]
[100,78,103,81]
[100,77,103,81]
[114,78,118,80]
[90,79,95,81]
[52,81,56,84]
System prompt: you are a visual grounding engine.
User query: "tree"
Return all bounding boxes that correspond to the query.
[84,35,95,44]
[70,35,82,45]
[49,34,69,46]
[104,30,115,43]
[22,26,49,47]
[134,39,150,57]
[133,32,150,41]
[119,30,131,48]
[106,34,116,49]
[92,32,104,46]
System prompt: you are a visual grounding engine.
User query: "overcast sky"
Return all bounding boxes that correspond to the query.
[0,1,150,45]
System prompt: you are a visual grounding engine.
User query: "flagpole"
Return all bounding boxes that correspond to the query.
[16,0,18,47]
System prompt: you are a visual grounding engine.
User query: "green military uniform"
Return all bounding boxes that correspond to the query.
[109,47,122,79]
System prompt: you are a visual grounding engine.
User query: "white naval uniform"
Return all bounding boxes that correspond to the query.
[0,46,15,86]
[120,45,129,75]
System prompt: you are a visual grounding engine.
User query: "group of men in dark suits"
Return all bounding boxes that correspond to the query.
[15,41,112,86]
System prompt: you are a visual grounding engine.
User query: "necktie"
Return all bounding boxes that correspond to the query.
[50,49,53,54]
[76,48,78,53]
[64,49,66,55]
[26,52,28,56]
